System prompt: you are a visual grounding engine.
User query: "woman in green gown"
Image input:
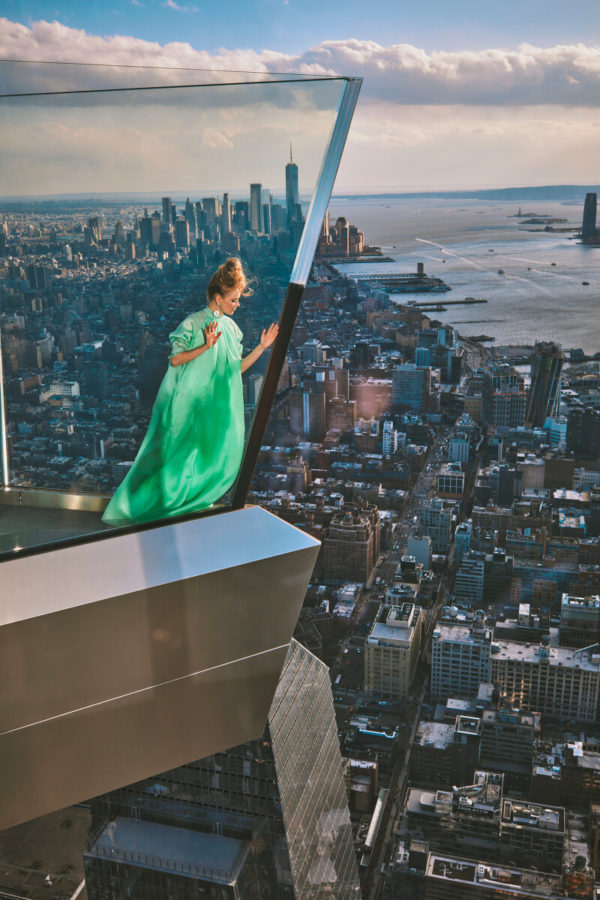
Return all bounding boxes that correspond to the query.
[102,258,278,526]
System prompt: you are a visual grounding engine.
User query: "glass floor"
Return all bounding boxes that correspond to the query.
[0,491,112,556]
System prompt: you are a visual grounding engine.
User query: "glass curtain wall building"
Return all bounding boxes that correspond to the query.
[85,640,361,899]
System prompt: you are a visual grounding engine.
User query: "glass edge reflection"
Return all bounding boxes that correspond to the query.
[232,76,362,506]
[0,73,350,100]
[290,77,362,286]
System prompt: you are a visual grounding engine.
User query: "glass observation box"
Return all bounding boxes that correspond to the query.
[0,61,361,829]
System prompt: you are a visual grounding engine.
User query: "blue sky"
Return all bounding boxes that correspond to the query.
[1,1,600,190]
[3,0,599,56]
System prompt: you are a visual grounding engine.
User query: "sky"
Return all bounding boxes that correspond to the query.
[1,0,600,192]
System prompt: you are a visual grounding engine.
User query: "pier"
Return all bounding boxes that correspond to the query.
[410,297,487,308]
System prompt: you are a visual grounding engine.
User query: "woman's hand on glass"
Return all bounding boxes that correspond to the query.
[260,323,279,349]
[204,321,221,348]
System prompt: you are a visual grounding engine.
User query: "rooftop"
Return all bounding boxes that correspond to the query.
[426,854,563,897]
[368,603,420,647]
[501,799,564,833]
[86,817,247,883]
[415,721,454,750]
[491,638,600,671]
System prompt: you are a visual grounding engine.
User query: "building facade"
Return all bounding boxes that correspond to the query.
[85,640,362,900]
[364,602,423,696]
[525,342,563,428]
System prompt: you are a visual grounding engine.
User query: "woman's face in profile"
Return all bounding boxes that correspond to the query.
[217,288,241,316]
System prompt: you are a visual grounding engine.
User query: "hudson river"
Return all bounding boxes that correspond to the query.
[329,197,599,353]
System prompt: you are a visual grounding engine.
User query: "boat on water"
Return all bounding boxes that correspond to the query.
[498,269,505,275]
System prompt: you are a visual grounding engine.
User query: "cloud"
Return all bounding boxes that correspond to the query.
[1,18,599,192]
[163,1,198,11]
[1,19,599,106]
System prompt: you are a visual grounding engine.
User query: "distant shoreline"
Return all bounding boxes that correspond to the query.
[330,185,600,203]
[1,183,599,208]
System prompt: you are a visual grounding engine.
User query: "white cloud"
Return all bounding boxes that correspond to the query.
[1,20,599,106]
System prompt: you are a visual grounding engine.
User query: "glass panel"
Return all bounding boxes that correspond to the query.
[0,61,356,556]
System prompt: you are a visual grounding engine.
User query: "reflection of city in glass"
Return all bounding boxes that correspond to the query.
[1,171,306,496]
[85,641,361,899]
[0,64,356,539]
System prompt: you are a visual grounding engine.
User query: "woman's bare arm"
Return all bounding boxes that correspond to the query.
[241,323,279,374]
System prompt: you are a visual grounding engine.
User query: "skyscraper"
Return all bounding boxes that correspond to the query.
[250,182,263,232]
[525,341,563,427]
[221,191,232,234]
[582,191,598,243]
[174,216,190,249]
[184,197,197,240]
[85,640,361,899]
[392,363,431,412]
[262,198,272,234]
[286,144,299,226]
[161,196,174,225]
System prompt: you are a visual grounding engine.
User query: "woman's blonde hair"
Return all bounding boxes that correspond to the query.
[207,258,253,301]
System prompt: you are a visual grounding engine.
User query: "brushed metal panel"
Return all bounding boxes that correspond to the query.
[1,505,318,625]
[0,507,320,830]
[0,547,317,733]
[0,645,288,830]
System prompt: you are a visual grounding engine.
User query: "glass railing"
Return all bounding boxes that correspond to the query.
[0,60,361,556]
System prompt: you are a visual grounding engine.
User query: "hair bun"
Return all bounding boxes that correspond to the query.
[207,257,253,301]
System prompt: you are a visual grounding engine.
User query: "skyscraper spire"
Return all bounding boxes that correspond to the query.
[285,145,299,226]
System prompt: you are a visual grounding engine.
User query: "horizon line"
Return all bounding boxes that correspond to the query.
[1,183,599,205]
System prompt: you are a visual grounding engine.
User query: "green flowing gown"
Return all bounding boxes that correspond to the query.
[102,308,244,526]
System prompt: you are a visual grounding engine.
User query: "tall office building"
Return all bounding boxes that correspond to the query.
[323,504,380,585]
[85,640,361,899]
[582,191,598,243]
[364,602,423,696]
[161,196,174,225]
[431,619,492,700]
[567,405,600,456]
[286,144,299,226]
[184,197,197,240]
[525,341,563,427]
[392,363,431,413]
[221,192,232,234]
[420,497,453,554]
[87,215,102,244]
[289,384,327,441]
[263,199,272,235]
[250,183,263,232]
[174,216,190,249]
[202,196,221,223]
[453,551,485,608]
